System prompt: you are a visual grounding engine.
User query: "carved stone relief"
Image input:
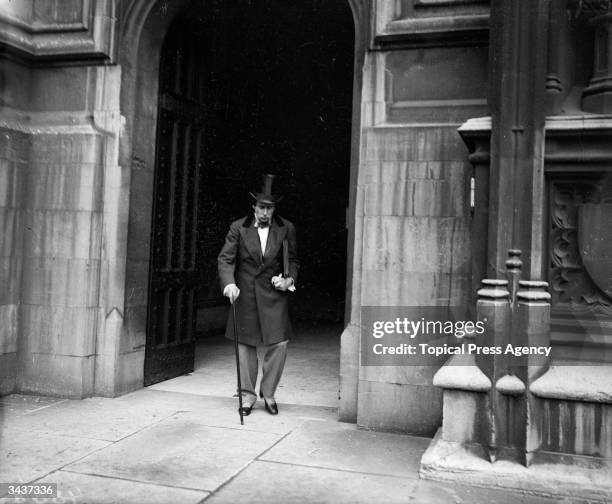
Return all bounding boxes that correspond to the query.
[550,178,612,315]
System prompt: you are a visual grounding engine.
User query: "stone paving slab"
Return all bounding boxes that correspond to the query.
[0,429,109,484]
[0,393,182,442]
[118,390,338,436]
[133,388,339,425]
[0,471,208,504]
[47,471,207,504]
[259,419,430,477]
[65,417,281,492]
[204,460,555,504]
[1,390,338,440]
[170,396,338,435]
[0,394,66,415]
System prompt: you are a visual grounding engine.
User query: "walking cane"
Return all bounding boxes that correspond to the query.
[232,300,244,425]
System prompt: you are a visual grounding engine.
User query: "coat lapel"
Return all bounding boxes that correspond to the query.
[241,225,263,264]
[263,221,285,265]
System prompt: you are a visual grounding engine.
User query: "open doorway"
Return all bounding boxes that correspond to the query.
[147,0,354,408]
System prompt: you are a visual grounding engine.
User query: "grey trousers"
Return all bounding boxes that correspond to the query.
[238,340,288,405]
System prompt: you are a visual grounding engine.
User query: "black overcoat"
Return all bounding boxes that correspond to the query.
[217,215,299,346]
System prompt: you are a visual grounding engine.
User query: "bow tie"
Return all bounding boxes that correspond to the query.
[255,220,269,228]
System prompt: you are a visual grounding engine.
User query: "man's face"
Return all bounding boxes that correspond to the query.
[253,202,275,225]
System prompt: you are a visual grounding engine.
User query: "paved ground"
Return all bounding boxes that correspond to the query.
[0,389,569,504]
[0,324,598,503]
[151,320,341,408]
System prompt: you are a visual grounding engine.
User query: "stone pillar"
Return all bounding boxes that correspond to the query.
[0,126,28,395]
[581,2,612,113]
[0,54,32,395]
[515,280,551,465]
[475,278,511,462]
[545,1,573,115]
[14,63,124,399]
[0,0,120,398]
[478,250,552,466]
[487,0,550,279]
[433,250,551,467]
[479,0,552,457]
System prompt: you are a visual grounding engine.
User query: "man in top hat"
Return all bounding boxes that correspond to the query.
[217,174,299,416]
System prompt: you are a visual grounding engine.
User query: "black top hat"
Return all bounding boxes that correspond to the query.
[250,174,283,204]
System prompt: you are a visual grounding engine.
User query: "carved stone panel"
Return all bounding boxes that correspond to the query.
[548,177,612,359]
[550,178,612,312]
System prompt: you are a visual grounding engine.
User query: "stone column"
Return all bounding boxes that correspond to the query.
[475,278,511,462]
[580,2,612,113]
[487,0,550,279]
[0,0,120,398]
[545,0,573,114]
[0,125,28,394]
[515,280,551,465]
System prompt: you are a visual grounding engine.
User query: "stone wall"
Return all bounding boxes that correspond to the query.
[0,0,125,397]
[0,62,124,398]
[354,127,473,433]
[339,1,489,433]
[0,127,28,395]
[0,58,29,395]
[18,126,103,397]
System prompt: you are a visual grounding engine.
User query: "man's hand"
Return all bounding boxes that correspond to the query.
[223,284,240,303]
[271,275,293,291]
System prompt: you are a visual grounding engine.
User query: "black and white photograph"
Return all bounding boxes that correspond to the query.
[0,0,611,503]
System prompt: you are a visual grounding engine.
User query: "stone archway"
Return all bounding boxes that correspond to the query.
[108,0,367,399]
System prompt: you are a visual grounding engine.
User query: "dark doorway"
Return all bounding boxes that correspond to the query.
[199,0,355,321]
[145,0,354,391]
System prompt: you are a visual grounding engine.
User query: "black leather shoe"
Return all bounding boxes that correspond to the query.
[263,398,278,415]
[259,391,279,415]
[239,405,252,416]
